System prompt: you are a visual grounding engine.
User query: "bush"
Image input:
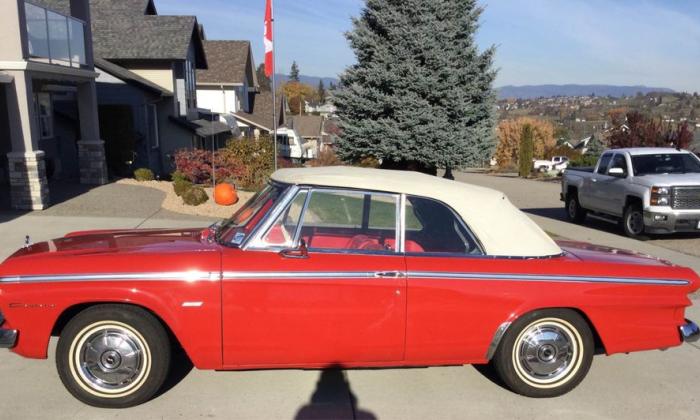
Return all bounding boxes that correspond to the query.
[133,168,154,181]
[171,170,188,183]
[173,149,244,185]
[182,186,209,206]
[309,149,343,167]
[173,178,192,197]
[221,136,275,191]
[356,155,380,168]
[569,154,600,168]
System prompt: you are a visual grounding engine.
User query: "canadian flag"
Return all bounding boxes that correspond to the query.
[264,0,273,77]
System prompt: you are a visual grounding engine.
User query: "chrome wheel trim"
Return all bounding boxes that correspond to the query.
[69,321,152,398]
[626,210,644,235]
[511,318,584,389]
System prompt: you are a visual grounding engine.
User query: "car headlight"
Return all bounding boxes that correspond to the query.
[651,186,671,206]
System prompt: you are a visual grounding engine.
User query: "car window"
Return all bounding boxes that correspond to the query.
[404,196,482,255]
[259,191,308,248]
[631,153,700,176]
[597,154,612,175]
[298,189,399,252]
[610,154,628,173]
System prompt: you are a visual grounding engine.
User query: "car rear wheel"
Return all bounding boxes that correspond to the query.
[492,309,594,398]
[565,193,587,223]
[623,204,645,238]
[56,304,171,408]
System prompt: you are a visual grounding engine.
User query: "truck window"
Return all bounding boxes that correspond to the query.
[631,153,700,176]
[610,154,628,174]
[597,154,612,175]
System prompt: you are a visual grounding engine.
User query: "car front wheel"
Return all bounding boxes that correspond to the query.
[492,309,594,398]
[56,304,171,408]
[622,204,645,238]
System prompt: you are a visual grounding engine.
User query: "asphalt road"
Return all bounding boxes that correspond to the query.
[0,175,699,420]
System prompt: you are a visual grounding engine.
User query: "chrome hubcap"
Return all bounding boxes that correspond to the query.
[627,211,644,234]
[516,323,575,382]
[79,327,144,391]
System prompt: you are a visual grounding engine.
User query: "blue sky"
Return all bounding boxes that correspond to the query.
[156,0,700,92]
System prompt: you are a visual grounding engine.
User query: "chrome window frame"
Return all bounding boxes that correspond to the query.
[243,185,402,255]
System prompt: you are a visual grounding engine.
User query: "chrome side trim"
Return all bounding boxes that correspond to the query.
[486,321,511,360]
[223,271,378,280]
[408,271,689,286]
[0,271,221,284]
[680,319,699,343]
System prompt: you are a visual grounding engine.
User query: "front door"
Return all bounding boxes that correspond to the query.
[221,188,406,367]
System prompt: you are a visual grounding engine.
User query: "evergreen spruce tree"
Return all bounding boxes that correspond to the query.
[518,124,534,178]
[290,61,301,82]
[334,0,497,173]
[318,80,327,104]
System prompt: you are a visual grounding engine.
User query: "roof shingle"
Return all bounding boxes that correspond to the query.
[197,40,256,86]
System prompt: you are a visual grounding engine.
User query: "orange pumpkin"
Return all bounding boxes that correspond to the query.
[214,183,238,206]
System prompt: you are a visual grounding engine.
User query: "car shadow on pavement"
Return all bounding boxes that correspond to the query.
[155,344,194,398]
[294,367,376,420]
[472,363,507,389]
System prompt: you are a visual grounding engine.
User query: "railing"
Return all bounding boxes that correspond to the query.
[24,1,87,67]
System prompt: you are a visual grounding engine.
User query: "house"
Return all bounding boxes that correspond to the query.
[89,0,234,176]
[304,101,337,118]
[0,0,107,210]
[276,115,323,160]
[196,40,258,120]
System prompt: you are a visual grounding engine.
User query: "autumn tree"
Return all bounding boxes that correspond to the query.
[495,118,556,168]
[608,111,693,149]
[289,61,300,82]
[282,82,316,115]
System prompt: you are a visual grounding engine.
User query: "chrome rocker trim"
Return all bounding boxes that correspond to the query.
[680,319,699,343]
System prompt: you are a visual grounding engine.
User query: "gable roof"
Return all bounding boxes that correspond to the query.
[197,41,258,87]
[94,57,172,96]
[291,115,323,138]
[90,0,207,68]
[234,92,285,132]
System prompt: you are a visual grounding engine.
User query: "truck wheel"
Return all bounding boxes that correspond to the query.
[492,309,594,398]
[56,304,171,408]
[565,194,587,223]
[622,204,645,238]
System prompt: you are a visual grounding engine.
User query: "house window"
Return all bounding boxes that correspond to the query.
[35,92,53,139]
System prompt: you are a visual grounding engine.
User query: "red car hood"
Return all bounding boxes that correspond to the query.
[557,240,674,266]
[5,228,211,260]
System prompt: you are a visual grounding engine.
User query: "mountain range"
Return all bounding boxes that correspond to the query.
[496,84,675,99]
[274,76,676,100]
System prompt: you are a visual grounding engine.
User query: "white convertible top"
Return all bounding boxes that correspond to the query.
[272,166,562,257]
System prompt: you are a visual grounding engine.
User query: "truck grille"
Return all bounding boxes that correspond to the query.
[671,187,700,210]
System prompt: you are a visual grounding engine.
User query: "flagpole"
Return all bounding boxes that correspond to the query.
[270,0,277,172]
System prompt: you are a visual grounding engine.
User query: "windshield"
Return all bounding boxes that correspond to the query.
[216,183,289,245]
[631,153,700,176]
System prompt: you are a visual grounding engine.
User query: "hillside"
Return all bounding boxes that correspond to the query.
[497,84,675,99]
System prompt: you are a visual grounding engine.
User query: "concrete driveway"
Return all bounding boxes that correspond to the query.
[0,176,699,420]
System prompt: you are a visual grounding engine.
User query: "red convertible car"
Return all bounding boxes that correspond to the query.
[0,167,698,407]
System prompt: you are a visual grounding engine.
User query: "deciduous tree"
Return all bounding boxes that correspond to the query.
[495,118,555,168]
[282,82,316,115]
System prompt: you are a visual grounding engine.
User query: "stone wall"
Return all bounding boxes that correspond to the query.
[7,151,49,210]
[77,140,108,185]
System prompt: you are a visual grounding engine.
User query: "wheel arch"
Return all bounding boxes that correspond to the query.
[624,195,643,208]
[486,306,606,361]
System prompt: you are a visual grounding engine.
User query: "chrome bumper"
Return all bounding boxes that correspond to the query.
[680,319,699,343]
[0,311,17,349]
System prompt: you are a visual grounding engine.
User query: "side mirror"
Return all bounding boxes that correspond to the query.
[280,239,309,259]
[608,167,626,177]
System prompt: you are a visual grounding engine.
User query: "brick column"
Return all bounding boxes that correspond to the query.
[7,151,49,210]
[77,140,108,184]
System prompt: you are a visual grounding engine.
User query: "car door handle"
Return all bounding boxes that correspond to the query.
[374,271,405,278]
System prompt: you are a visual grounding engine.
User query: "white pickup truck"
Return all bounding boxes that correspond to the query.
[561,147,700,237]
[533,156,569,173]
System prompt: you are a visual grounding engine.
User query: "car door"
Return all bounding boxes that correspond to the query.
[221,187,406,367]
[586,152,613,212]
[596,153,629,215]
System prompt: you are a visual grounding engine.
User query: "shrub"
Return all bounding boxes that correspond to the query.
[173,149,244,185]
[569,154,600,168]
[173,178,193,197]
[222,136,275,191]
[133,168,154,181]
[356,155,380,168]
[171,170,188,183]
[309,149,343,167]
[182,186,209,206]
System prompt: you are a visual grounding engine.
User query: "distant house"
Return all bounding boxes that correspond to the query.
[196,40,258,122]
[90,0,234,176]
[304,101,337,118]
[1,0,108,210]
[234,91,287,138]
